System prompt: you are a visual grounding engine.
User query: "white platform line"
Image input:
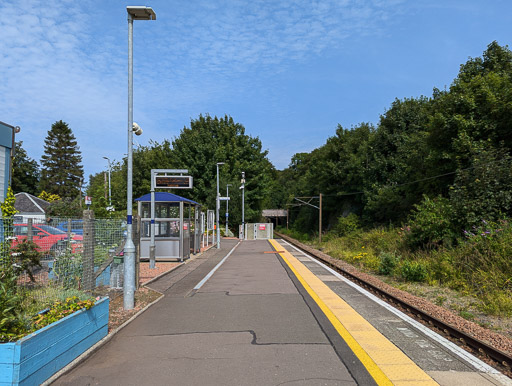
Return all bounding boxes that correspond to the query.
[193,242,240,290]
[279,239,510,381]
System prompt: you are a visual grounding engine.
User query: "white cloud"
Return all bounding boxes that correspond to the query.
[0,0,406,177]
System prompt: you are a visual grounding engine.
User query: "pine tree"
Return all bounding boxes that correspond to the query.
[12,141,40,195]
[40,120,83,199]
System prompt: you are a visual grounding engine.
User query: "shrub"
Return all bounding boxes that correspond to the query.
[10,240,42,281]
[0,270,28,342]
[32,296,95,330]
[333,213,361,236]
[405,195,456,249]
[52,251,83,289]
[378,252,399,275]
[399,260,428,282]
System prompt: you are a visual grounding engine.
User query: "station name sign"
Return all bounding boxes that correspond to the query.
[154,175,193,189]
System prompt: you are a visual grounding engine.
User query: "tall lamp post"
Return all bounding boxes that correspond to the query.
[216,162,225,249]
[226,183,232,235]
[125,5,156,310]
[102,156,112,209]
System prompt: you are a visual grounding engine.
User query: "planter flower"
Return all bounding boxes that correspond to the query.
[0,297,109,385]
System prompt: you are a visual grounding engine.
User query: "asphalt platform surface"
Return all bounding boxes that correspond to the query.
[52,239,374,385]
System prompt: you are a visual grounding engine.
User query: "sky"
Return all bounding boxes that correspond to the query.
[1,0,511,181]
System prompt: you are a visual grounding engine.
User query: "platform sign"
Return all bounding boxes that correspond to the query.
[154,175,193,189]
[259,224,266,230]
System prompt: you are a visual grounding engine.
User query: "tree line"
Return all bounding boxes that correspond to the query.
[277,41,512,247]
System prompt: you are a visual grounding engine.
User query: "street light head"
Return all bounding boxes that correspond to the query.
[127,6,156,20]
[217,162,225,166]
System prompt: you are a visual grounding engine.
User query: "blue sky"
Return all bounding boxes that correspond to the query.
[1,0,511,180]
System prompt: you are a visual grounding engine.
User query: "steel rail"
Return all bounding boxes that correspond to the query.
[275,232,512,369]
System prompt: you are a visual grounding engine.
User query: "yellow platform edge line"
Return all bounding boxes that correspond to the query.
[268,239,393,386]
[270,239,438,386]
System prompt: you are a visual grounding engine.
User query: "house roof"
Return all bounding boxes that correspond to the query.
[14,192,50,214]
[135,192,199,205]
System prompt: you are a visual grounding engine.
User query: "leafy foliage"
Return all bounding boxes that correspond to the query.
[378,252,399,275]
[38,191,61,203]
[1,186,17,217]
[405,195,456,249]
[32,296,95,330]
[12,141,39,195]
[0,270,27,342]
[10,241,42,281]
[46,197,82,217]
[333,213,361,236]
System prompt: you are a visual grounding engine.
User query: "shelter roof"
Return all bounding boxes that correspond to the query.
[135,192,199,205]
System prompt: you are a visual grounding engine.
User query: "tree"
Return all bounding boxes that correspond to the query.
[168,115,274,226]
[39,120,83,199]
[12,141,39,195]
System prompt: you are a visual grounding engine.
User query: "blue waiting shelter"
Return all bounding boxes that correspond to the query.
[136,192,201,261]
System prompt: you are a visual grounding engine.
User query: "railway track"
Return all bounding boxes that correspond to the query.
[275,232,512,373]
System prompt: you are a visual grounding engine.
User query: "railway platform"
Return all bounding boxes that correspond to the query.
[51,239,511,385]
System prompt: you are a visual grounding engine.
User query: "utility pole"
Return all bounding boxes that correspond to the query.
[319,193,323,243]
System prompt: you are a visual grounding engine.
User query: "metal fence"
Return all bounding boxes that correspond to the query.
[0,214,128,304]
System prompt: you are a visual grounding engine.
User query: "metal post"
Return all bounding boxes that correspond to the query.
[123,6,156,309]
[179,201,184,261]
[216,162,224,248]
[107,163,111,207]
[150,189,155,268]
[124,12,136,310]
[319,193,323,243]
[83,210,95,292]
[216,164,220,248]
[226,184,231,236]
[149,169,156,269]
[241,172,245,239]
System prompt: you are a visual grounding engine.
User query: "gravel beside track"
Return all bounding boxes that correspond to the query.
[276,233,512,366]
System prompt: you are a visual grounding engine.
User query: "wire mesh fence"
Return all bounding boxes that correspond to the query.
[1,215,128,305]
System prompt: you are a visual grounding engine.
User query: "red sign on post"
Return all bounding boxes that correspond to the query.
[259,224,266,230]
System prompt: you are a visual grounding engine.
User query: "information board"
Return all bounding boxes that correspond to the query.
[154,175,193,189]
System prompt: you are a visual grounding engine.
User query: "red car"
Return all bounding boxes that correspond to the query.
[13,224,83,256]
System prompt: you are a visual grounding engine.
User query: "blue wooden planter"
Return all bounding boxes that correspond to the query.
[0,297,109,385]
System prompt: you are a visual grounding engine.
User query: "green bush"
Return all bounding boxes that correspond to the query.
[405,195,456,249]
[399,260,428,282]
[333,213,361,236]
[0,270,28,342]
[378,252,399,275]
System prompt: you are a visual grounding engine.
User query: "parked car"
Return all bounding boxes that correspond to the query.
[55,219,84,235]
[13,224,83,256]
